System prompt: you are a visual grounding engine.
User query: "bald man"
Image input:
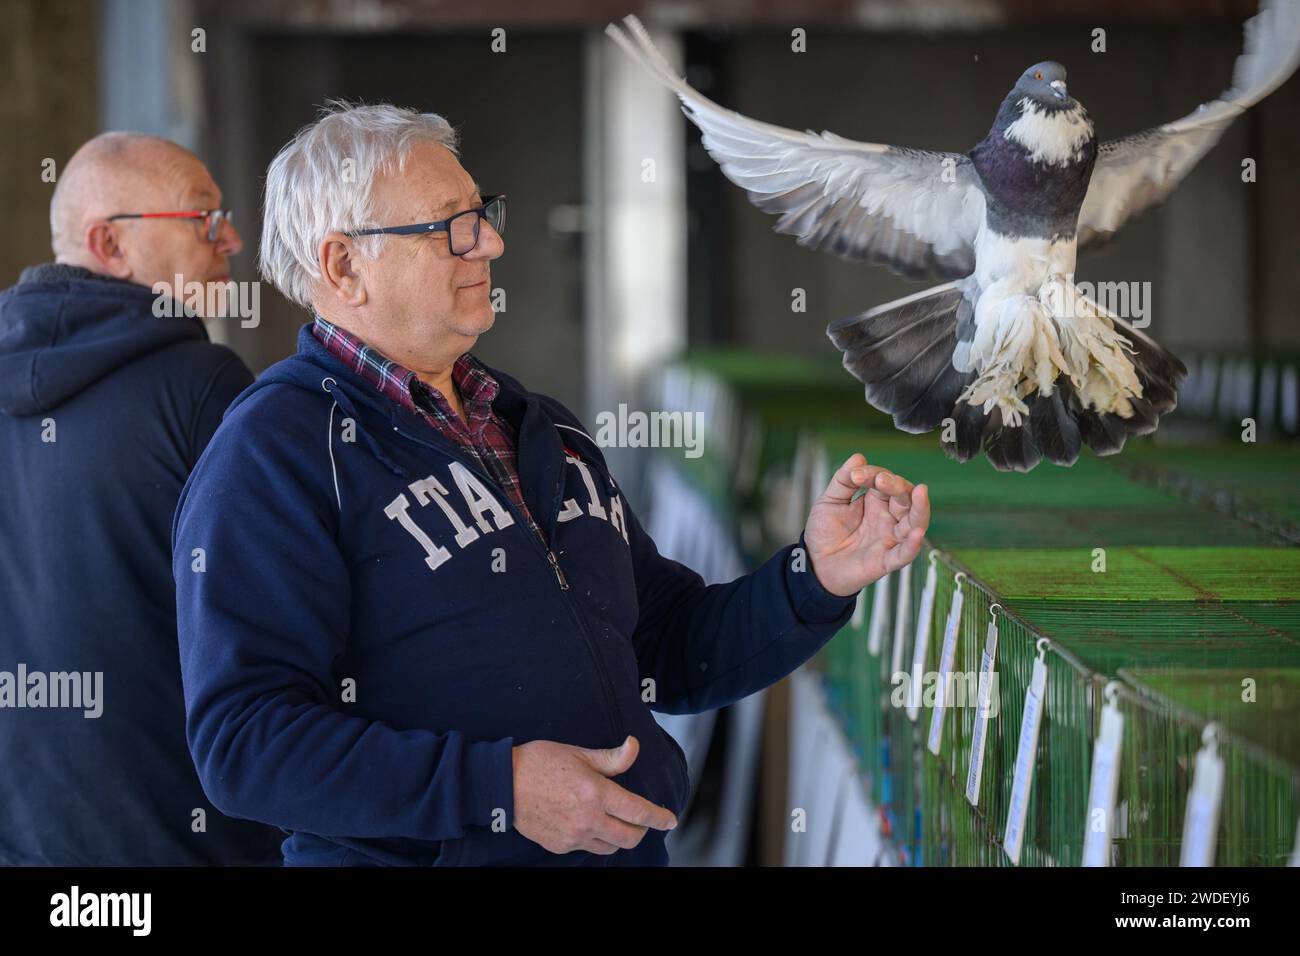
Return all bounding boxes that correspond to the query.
[0,133,280,864]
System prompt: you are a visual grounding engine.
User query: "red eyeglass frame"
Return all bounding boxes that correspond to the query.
[105,209,233,242]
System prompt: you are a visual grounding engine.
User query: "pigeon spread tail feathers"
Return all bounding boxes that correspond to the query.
[608,3,1299,472]
[827,281,1187,471]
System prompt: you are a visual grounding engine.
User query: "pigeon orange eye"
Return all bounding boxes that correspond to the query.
[1035,71,1043,80]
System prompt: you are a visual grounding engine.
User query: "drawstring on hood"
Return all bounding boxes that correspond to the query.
[320,375,409,478]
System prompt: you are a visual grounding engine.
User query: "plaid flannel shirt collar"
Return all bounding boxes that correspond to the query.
[310,315,499,421]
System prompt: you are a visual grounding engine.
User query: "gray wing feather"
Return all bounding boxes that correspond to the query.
[1079,0,1300,246]
[605,16,986,281]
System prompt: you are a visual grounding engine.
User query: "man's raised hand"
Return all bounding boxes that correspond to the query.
[802,452,931,598]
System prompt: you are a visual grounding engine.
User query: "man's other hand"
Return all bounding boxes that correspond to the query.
[511,735,677,855]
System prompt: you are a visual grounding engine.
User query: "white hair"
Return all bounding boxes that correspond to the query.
[258,100,460,308]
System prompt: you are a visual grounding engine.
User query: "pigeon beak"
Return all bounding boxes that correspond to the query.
[1050,79,1068,100]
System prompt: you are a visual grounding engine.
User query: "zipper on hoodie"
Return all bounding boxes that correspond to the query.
[546,549,570,590]
[388,421,626,743]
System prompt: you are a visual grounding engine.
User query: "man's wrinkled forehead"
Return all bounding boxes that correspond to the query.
[158,152,221,207]
[105,148,216,211]
[425,179,482,220]
[376,142,480,221]
[188,183,221,208]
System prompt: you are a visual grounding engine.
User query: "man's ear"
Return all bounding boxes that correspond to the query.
[83,221,133,279]
[319,232,368,308]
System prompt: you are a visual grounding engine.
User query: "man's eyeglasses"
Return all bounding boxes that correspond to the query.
[346,195,506,256]
[105,209,233,243]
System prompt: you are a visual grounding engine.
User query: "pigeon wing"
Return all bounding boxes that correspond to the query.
[605,16,986,281]
[1078,0,1300,247]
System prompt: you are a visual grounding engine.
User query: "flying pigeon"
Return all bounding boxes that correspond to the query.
[606,4,1300,471]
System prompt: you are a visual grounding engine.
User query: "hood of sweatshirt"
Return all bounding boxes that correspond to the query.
[0,263,208,416]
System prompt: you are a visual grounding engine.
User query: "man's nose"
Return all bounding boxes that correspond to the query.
[465,221,504,260]
[217,219,243,256]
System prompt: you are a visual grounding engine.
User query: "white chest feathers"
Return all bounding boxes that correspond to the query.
[1003,98,1094,166]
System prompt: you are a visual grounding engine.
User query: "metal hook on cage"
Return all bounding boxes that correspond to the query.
[954,571,966,587]
[1035,637,1049,660]
[1103,680,1121,706]
[989,602,1002,621]
[927,549,941,568]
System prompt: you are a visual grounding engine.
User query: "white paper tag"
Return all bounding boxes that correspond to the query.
[889,563,912,683]
[927,583,964,756]
[1180,727,1225,867]
[905,561,938,722]
[1003,653,1047,865]
[1082,696,1125,867]
[866,574,890,657]
[964,617,999,806]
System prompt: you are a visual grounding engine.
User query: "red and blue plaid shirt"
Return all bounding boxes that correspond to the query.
[312,315,545,545]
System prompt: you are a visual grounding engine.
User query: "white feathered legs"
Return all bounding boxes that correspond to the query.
[954,275,1144,428]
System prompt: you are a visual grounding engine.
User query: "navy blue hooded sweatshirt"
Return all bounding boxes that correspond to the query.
[0,264,282,864]
[172,324,856,866]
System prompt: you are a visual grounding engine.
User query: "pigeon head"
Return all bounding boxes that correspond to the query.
[1013,62,1074,110]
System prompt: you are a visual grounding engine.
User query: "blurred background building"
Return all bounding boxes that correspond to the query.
[5,0,1298,867]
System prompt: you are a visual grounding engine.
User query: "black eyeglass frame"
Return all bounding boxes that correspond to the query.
[345,195,506,256]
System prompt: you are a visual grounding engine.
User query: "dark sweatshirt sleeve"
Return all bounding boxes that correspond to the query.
[172,391,515,841]
[622,493,856,716]
[187,349,254,468]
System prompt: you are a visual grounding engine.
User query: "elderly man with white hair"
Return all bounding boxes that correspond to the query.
[172,101,931,866]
